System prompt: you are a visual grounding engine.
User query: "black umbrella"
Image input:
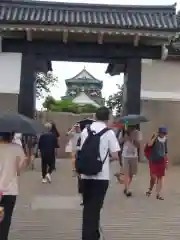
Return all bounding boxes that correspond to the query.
[77,118,95,131]
[0,112,47,134]
[119,114,149,125]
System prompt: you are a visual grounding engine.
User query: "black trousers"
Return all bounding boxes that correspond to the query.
[77,176,83,194]
[41,154,54,178]
[82,179,109,240]
[52,152,56,170]
[0,195,16,240]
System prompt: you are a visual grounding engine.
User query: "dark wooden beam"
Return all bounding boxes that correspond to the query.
[2,39,162,62]
[18,53,36,118]
[124,58,141,115]
[35,57,52,73]
[106,62,126,75]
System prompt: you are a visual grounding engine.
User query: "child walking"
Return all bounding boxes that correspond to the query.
[145,127,168,200]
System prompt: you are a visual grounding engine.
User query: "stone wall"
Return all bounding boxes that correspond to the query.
[36,112,94,158]
[0,93,18,112]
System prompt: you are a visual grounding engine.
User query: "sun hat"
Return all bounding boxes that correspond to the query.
[158,126,168,134]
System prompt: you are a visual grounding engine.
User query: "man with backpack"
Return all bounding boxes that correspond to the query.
[76,107,120,240]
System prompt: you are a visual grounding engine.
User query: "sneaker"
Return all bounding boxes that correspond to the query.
[42,178,47,183]
[46,173,51,183]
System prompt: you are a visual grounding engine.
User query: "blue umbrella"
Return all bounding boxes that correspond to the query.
[119,114,149,125]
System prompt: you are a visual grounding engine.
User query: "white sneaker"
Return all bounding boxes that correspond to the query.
[46,173,51,183]
[42,178,47,183]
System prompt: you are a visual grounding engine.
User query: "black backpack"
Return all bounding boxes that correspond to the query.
[75,127,109,176]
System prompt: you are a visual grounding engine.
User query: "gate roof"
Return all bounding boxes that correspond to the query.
[0,0,178,31]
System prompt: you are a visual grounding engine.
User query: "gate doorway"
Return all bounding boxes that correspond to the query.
[0,0,178,117]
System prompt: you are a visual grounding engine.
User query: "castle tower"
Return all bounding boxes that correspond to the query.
[62,68,104,107]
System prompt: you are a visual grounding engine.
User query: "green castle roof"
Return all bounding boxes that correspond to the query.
[65,68,103,86]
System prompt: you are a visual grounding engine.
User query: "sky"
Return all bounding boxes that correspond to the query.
[37,0,179,109]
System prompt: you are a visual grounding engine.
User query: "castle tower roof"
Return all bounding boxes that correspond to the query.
[65,68,103,88]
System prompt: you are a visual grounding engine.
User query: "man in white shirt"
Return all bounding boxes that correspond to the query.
[80,107,120,240]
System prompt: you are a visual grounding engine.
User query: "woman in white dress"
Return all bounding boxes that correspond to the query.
[66,123,81,175]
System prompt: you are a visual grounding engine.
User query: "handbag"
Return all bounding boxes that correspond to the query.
[65,140,72,153]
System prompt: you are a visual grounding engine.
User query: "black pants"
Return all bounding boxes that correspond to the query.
[78,176,83,194]
[41,154,53,178]
[82,179,109,240]
[52,152,56,170]
[0,195,16,240]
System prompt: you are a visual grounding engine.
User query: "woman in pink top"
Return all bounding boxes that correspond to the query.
[0,132,25,240]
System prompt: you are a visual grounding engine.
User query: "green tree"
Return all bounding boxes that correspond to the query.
[42,98,98,114]
[106,84,124,114]
[36,72,58,99]
[82,104,98,113]
[42,96,56,110]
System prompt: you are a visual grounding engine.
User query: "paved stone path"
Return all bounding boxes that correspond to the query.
[9,159,180,240]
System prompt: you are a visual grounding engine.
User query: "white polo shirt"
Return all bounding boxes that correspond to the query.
[80,121,120,180]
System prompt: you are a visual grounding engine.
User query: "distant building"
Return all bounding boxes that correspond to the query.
[62,68,104,107]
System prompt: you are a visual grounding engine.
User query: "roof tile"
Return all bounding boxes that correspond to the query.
[0,1,178,30]
[66,69,102,85]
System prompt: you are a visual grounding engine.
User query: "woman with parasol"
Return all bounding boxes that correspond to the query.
[121,125,142,196]
[117,115,147,196]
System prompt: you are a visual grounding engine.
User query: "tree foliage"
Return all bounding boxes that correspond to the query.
[106,84,124,114]
[36,72,58,99]
[43,97,98,114]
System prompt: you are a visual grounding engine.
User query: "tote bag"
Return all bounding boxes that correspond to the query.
[65,140,72,153]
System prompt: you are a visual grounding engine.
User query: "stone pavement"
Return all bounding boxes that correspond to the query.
[9,159,180,240]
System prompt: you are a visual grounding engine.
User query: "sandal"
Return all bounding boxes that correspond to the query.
[146,190,152,197]
[156,195,164,200]
[124,189,132,197]
[126,191,132,197]
[72,170,77,177]
[114,173,119,181]
[115,173,124,184]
